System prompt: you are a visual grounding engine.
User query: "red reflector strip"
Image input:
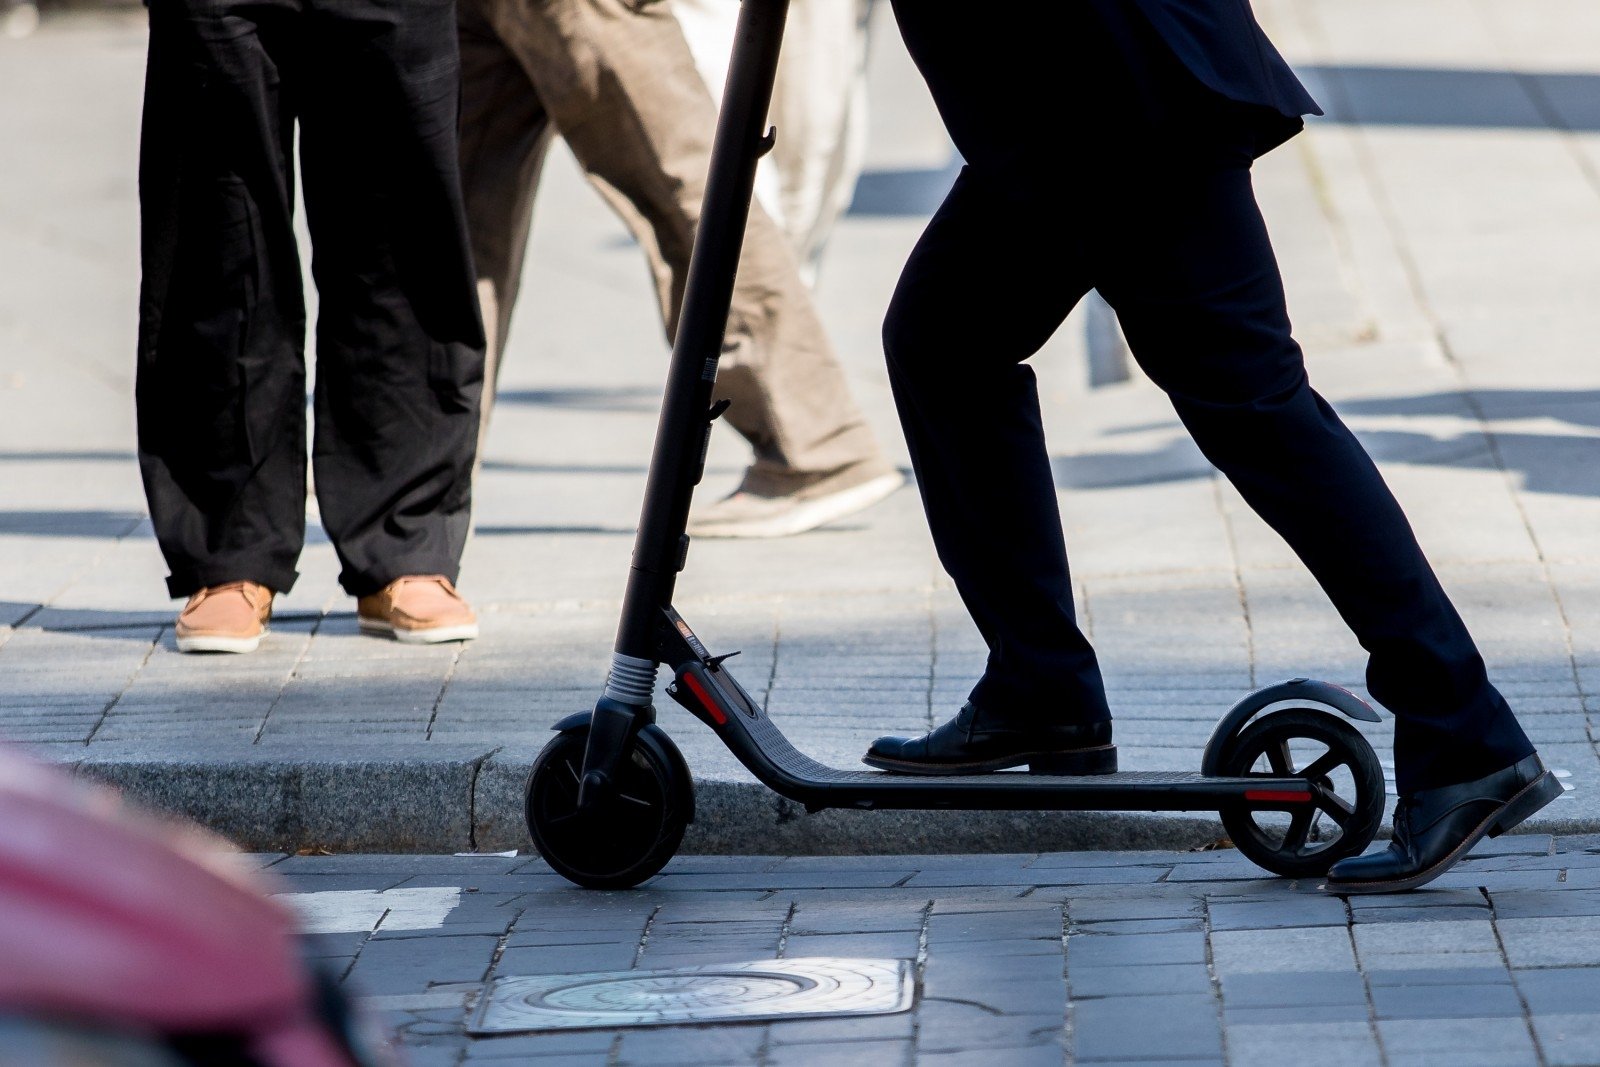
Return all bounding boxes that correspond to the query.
[682,673,727,725]
[1245,789,1313,803]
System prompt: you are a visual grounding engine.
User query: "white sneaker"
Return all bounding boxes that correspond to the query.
[688,470,905,539]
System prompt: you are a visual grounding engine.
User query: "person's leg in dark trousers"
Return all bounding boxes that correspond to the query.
[1091,140,1558,892]
[1093,148,1533,795]
[136,0,308,598]
[882,169,1111,726]
[297,0,486,597]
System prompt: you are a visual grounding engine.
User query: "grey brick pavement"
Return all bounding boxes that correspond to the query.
[1,0,1598,851]
[259,840,1600,1066]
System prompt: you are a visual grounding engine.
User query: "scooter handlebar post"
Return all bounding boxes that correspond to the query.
[614,0,793,661]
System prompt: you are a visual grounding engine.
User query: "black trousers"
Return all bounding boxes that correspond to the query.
[887,6,1533,795]
[136,0,485,599]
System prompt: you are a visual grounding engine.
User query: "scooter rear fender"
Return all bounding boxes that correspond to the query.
[1200,678,1381,777]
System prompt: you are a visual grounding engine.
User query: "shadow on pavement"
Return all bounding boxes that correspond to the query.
[495,386,661,412]
[480,460,648,476]
[849,158,962,217]
[471,524,636,537]
[0,451,135,463]
[0,601,165,632]
[1304,64,1600,131]
[0,511,144,536]
[1343,389,1600,428]
[1053,388,1600,497]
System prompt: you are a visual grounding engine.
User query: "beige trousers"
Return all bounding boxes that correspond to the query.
[457,0,888,492]
[674,0,870,286]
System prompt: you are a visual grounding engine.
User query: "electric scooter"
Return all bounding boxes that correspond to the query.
[523,0,1388,889]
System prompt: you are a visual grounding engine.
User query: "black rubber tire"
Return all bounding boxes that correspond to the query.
[526,724,693,890]
[1218,709,1385,879]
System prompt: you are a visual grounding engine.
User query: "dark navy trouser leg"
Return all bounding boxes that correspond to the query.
[1096,158,1532,793]
[884,169,1110,724]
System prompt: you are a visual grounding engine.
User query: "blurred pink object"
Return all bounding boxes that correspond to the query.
[0,745,394,1066]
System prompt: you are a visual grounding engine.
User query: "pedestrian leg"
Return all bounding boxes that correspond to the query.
[476,0,891,496]
[1097,157,1533,794]
[298,0,485,595]
[135,0,307,597]
[457,0,556,450]
[883,168,1109,721]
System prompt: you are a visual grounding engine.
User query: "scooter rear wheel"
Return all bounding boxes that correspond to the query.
[526,723,692,889]
[1218,709,1385,879]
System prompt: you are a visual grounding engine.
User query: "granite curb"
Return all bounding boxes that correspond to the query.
[46,744,1598,856]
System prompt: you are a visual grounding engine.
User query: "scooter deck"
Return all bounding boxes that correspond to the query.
[672,666,1317,814]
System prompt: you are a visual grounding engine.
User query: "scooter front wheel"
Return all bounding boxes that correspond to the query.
[1218,709,1385,879]
[526,723,693,890]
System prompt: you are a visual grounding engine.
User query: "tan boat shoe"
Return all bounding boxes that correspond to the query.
[357,575,479,644]
[175,581,273,654]
[688,465,905,539]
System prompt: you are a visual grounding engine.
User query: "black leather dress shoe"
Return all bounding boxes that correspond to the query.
[1325,753,1562,894]
[863,703,1116,775]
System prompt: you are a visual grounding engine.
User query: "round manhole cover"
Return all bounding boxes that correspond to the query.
[537,971,816,1013]
[471,958,913,1033]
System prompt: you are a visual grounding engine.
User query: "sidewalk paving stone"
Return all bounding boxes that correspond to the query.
[920,1049,1064,1067]
[917,1005,1064,1055]
[764,1012,915,1044]
[612,1026,768,1066]
[1223,1002,1370,1025]
[1227,1021,1382,1067]
[1070,917,1204,936]
[766,1040,912,1067]
[1069,963,1214,998]
[926,976,1069,1017]
[1353,920,1507,973]
[1379,1017,1542,1066]
[926,909,1062,939]
[1066,931,1208,969]
[1351,904,1492,925]
[1512,967,1600,1016]
[1531,1014,1600,1067]
[1364,967,1513,987]
[1497,914,1600,967]
[1070,992,1223,1061]
[1206,894,1351,930]
[1218,969,1368,1007]
[1368,981,1526,1020]
[346,934,501,996]
[1209,927,1358,974]
[924,950,1064,989]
